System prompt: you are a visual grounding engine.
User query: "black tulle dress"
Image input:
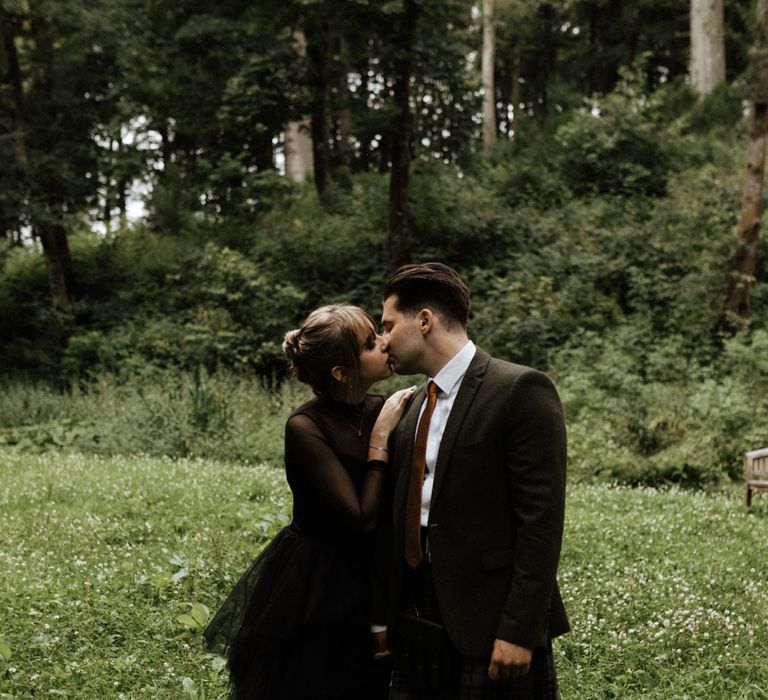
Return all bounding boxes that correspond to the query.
[204,394,391,700]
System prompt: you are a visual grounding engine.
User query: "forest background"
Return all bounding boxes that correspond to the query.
[4,1,768,697]
[3,0,767,486]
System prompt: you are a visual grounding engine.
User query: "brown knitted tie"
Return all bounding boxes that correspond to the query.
[404,380,438,569]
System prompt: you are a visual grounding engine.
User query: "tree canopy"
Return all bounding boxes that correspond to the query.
[2,0,768,485]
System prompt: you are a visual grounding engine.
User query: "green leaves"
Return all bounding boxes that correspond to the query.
[0,639,11,663]
[555,63,674,197]
[0,420,98,454]
[177,603,210,632]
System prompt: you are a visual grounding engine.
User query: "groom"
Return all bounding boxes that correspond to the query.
[380,263,569,699]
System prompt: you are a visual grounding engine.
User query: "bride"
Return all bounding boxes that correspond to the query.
[204,304,413,700]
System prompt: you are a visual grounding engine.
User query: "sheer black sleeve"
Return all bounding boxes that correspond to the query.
[285,413,386,534]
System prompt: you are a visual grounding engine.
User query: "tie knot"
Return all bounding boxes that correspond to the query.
[427,380,438,397]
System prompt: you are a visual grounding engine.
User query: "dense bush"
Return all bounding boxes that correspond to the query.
[554,331,768,485]
[251,173,390,309]
[555,68,673,197]
[1,76,766,486]
[1,232,305,381]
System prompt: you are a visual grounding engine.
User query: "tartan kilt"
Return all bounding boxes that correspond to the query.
[389,646,560,700]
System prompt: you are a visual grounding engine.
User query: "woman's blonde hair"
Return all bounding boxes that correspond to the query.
[282,304,376,396]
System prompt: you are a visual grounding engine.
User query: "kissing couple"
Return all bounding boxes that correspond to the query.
[204,262,569,700]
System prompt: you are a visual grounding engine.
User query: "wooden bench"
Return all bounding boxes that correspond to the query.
[745,447,768,507]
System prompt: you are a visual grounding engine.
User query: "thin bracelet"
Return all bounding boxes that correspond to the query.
[369,445,389,454]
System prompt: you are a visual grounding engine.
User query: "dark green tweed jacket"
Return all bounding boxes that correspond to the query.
[384,347,570,659]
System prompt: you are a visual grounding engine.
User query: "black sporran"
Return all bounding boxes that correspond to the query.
[394,612,459,692]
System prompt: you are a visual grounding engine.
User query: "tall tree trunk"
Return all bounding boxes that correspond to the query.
[103,173,112,230]
[690,0,726,97]
[725,0,768,323]
[117,176,128,228]
[253,132,275,172]
[388,0,418,270]
[510,41,521,138]
[3,23,28,164]
[160,121,173,170]
[284,118,314,183]
[378,131,390,174]
[117,135,128,227]
[306,26,333,199]
[38,223,72,308]
[103,137,116,229]
[356,58,371,170]
[337,106,353,169]
[334,36,353,171]
[482,0,496,152]
[588,2,598,94]
[536,2,557,122]
[6,15,70,307]
[284,31,314,184]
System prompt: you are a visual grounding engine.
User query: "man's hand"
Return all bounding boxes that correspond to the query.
[372,630,392,661]
[488,639,533,681]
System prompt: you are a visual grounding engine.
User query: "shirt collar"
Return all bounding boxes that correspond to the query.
[431,340,476,396]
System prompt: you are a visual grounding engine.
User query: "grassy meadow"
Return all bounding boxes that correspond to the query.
[3,8,768,698]
[1,450,767,699]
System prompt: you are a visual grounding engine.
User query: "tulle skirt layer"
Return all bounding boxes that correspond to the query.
[204,524,389,699]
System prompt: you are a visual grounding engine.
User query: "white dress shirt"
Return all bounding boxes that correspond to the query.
[370,340,476,633]
[417,340,476,526]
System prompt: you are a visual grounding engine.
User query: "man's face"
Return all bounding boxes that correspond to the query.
[381,295,425,375]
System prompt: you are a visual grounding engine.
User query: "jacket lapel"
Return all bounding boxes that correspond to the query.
[431,348,490,506]
[392,384,426,506]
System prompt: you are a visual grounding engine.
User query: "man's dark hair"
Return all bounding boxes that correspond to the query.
[383,262,470,328]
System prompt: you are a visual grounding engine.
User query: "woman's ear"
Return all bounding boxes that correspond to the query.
[331,365,348,383]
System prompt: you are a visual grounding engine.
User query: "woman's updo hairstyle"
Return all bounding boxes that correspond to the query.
[282,304,376,396]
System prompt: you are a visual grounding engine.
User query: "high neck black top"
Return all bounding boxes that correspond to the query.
[285,393,387,538]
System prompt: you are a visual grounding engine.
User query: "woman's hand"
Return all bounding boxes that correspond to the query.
[368,386,416,461]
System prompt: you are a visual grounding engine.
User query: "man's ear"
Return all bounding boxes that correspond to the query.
[331,365,348,383]
[417,309,433,335]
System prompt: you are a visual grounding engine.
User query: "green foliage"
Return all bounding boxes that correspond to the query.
[0,371,311,464]
[0,0,120,236]
[551,329,768,487]
[488,143,572,209]
[0,230,306,380]
[555,63,672,196]
[406,162,514,264]
[0,244,70,374]
[252,173,391,309]
[686,81,746,134]
[167,242,305,373]
[177,602,210,633]
[1,71,766,487]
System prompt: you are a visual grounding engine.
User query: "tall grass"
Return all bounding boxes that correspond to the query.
[0,371,308,466]
[0,371,417,466]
